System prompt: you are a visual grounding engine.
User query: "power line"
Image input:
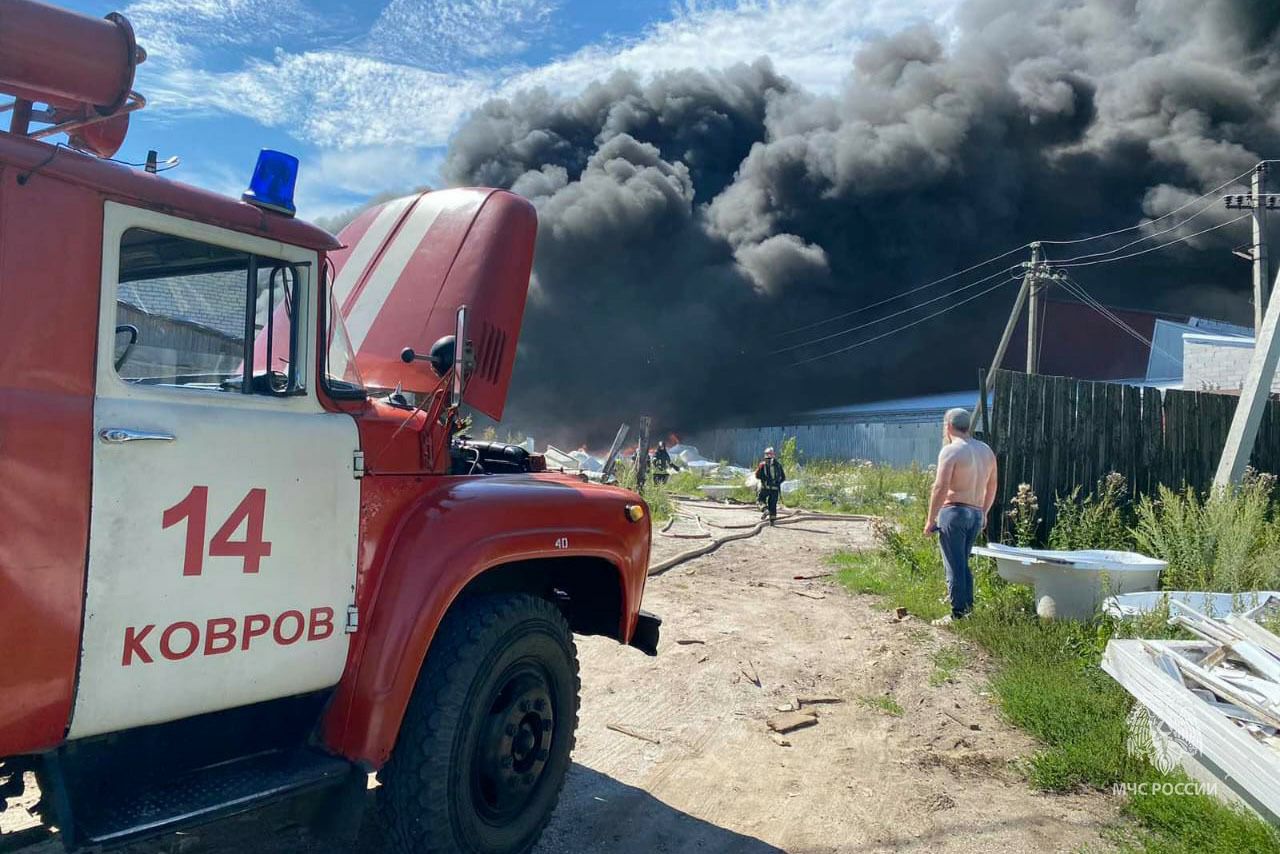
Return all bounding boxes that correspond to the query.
[775,244,1029,337]
[791,275,1019,366]
[1040,163,1261,246]
[771,264,1020,355]
[1055,213,1250,268]
[777,161,1268,341]
[1057,274,1181,365]
[1046,199,1219,265]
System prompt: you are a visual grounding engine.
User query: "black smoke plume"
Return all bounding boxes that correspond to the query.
[440,0,1280,445]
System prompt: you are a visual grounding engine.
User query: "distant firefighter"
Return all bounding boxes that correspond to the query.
[652,441,677,485]
[755,447,786,524]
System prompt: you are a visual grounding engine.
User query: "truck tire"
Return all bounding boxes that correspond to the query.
[380,594,580,854]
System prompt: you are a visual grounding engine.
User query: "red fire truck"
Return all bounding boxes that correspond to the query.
[0,2,658,851]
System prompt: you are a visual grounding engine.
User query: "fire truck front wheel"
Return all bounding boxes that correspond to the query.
[380,593,580,854]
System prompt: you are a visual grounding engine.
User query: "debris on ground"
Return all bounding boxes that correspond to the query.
[1103,590,1280,620]
[606,723,662,745]
[943,709,981,731]
[767,711,819,734]
[1103,597,1280,822]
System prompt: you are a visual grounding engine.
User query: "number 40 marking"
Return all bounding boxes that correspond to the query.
[162,486,273,576]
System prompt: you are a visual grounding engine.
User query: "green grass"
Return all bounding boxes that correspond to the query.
[832,543,1280,853]
[858,694,904,717]
[929,645,967,686]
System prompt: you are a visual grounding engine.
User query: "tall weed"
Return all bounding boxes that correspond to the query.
[1049,472,1134,551]
[1006,483,1041,547]
[1132,476,1280,592]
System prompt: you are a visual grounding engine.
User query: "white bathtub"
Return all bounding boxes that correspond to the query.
[971,543,1166,620]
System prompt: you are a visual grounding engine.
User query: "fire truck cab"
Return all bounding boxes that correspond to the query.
[0,2,657,851]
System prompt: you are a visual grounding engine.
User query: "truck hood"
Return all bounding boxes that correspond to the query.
[330,188,537,420]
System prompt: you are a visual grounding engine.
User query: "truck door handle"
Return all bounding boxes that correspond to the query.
[99,428,176,444]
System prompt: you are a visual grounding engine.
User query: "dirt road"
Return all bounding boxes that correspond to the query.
[3,503,1118,852]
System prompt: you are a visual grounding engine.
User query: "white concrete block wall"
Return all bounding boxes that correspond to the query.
[1182,335,1280,394]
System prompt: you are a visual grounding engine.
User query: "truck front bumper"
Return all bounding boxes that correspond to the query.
[628,610,661,656]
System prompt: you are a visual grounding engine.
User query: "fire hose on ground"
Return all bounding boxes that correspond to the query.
[647,503,874,576]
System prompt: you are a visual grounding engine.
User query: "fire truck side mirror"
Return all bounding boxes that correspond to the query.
[452,305,468,409]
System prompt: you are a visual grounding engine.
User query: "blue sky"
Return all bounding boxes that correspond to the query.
[61,0,955,221]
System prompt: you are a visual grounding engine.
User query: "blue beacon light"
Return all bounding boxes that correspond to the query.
[242,149,299,217]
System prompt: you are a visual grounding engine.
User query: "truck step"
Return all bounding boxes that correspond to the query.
[74,749,354,846]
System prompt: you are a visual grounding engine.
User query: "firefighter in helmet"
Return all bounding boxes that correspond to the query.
[652,441,676,485]
[755,446,786,524]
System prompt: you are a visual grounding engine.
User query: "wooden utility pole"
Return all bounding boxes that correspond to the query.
[635,416,651,493]
[976,243,1042,432]
[1026,243,1045,374]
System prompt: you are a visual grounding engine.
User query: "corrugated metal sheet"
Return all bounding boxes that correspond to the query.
[692,420,944,469]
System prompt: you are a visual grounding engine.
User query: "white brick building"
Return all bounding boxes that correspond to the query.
[1181,333,1280,395]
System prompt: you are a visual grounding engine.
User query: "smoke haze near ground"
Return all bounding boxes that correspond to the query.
[436,0,1280,445]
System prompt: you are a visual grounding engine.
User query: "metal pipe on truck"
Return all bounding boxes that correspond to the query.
[0,0,143,114]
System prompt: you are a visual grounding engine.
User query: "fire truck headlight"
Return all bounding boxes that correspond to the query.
[625,504,645,523]
[243,149,299,217]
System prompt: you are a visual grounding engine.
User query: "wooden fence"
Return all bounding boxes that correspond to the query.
[985,369,1280,541]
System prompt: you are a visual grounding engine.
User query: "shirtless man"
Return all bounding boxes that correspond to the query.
[924,408,998,625]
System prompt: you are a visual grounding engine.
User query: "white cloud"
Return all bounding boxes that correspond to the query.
[125,0,325,64]
[150,50,491,149]
[507,0,959,97]
[311,146,440,194]
[368,0,562,67]
[135,0,957,150]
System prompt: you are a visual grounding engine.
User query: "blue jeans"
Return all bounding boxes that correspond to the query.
[938,505,983,619]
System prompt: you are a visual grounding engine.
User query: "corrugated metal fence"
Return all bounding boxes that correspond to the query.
[693,420,943,469]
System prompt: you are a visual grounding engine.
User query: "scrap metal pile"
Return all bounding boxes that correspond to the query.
[1103,596,1280,822]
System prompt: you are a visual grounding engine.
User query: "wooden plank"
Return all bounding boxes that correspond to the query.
[1028,375,1049,540]
[1140,386,1162,496]
[1077,380,1094,491]
[991,369,1012,454]
[1020,373,1039,494]
[1007,371,1028,484]
[1122,384,1141,493]
[1258,398,1275,475]
[1188,391,1202,490]
[1048,376,1070,510]
[1106,382,1124,485]
[1165,389,1180,490]
[1214,393,1235,483]
[1061,377,1079,490]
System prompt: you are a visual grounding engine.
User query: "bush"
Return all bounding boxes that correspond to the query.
[1132,477,1280,592]
[780,435,800,474]
[1049,472,1134,552]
